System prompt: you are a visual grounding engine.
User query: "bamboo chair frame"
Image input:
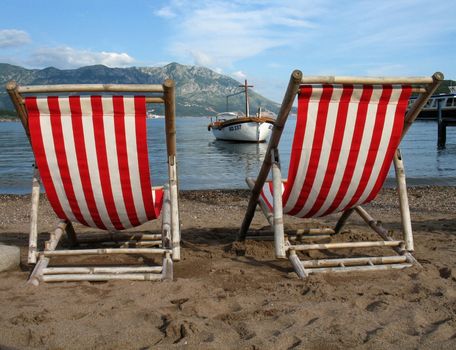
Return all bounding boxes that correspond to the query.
[6,81,181,284]
[238,70,444,278]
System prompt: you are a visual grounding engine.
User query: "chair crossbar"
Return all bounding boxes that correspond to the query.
[41,273,164,282]
[17,83,165,93]
[41,248,170,257]
[288,240,404,252]
[305,263,413,275]
[301,255,407,268]
[43,266,163,275]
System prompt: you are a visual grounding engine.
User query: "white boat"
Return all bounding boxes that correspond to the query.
[408,92,456,120]
[208,111,274,142]
[207,80,275,142]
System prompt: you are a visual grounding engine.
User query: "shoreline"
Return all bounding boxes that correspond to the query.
[1,187,455,348]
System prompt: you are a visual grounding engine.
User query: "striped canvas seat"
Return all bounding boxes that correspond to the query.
[26,95,162,231]
[260,84,412,218]
[239,70,443,278]
[7,80,180,284]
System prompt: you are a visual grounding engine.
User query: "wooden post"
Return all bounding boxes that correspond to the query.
[245,178,274,226]
[402,72,444,139]
[163,79,180,261]
[5,81,31,140]
[271,149,286,258]
[334,208,355,234]
[437,98,446,149]
[393,149,414,251]
[238,70,302,240]
[28,168,41,264]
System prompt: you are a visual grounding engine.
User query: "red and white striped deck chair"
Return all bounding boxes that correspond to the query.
[6,80,180,284]
[239,70,443,278]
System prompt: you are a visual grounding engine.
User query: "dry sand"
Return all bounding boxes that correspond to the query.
[0,187,455,349]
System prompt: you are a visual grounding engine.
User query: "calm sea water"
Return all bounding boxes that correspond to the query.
[0,117,455,194]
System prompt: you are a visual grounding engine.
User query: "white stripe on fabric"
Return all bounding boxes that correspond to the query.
[262,182,274,209]
[58,98,96,227]
[334,85,383,212]
[356,86,403,205]
[37,99,76,222]
[295,86,342,217]
[101,97,131,228]
[283,86,323,214]
[313,87,361,217]
[123,97,148,223]
[79,98,114,231]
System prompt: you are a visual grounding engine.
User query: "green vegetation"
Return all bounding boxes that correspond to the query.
[0,109,17,120]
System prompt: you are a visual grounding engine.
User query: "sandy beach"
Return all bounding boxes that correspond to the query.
[0,186,455,349]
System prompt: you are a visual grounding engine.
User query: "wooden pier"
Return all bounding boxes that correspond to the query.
[437,99,456,149]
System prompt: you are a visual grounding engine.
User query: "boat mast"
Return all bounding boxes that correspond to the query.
[240,80,253,117]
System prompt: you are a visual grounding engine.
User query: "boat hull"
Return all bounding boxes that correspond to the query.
[211,121,273,142]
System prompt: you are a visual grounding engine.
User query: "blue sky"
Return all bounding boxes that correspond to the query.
[1,0,454,102]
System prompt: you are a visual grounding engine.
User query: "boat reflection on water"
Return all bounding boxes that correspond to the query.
[208,140,268,180]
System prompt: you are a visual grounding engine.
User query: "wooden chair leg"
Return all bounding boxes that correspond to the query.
[29,168,41,264]
[393,149,414,251]
[271,148,286,259]
[334,208,355,234]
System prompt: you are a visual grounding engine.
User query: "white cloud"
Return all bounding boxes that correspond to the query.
[155,6,177,18]
[30,47,135,68]
[0,29,31,48]
[231,70,246,81]
[160,0,323,68]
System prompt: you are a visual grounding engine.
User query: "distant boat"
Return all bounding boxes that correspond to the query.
[207,80,275,142]
[208,110,275,142]
[147,110,164,119]
[408,92,456,120]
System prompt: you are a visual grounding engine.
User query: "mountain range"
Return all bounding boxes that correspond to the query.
[0,63,281,117]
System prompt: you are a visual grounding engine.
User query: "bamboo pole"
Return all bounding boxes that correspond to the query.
[295,228,335,235]
[43,266,162,274]
[45,220,67,251]
[300,76,434,85]
[402,72,444,138]
[393,149,414,251]
[288,250,308,278]
[5,81,31,140]
[161,185,172,249]
[238,70,303,240]
[305,263,413,274]
[354,206,421,266]
[42,273,164,282]
[65,221,78,247]
[17,83,164,93]
[334,208,355,234]
[28,168,41,264]
[302,255,407,268]
[42,247,170,256]
[162,252,173,281]
[28,257,50,286]
[163,79,180,261]
[246,178,274,225]
[289,240,403,251]
[271,149,286,258]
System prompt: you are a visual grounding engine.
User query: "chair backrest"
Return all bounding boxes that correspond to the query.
[7,82,176,231]
[281,83,412,218]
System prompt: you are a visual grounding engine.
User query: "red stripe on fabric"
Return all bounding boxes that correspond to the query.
[341,85,393,211]
[26,97,66,219]
[153,188,164,218]
[282,86,312,206]
[365,85,412,203]
[321,85,374,216]
[69,96,106,230]
[47,97,89,226]
[113,96,140,226]
[91,96,124,230]
[134,96,156,220]
[305,85,354,217]
[287,85,333,216]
